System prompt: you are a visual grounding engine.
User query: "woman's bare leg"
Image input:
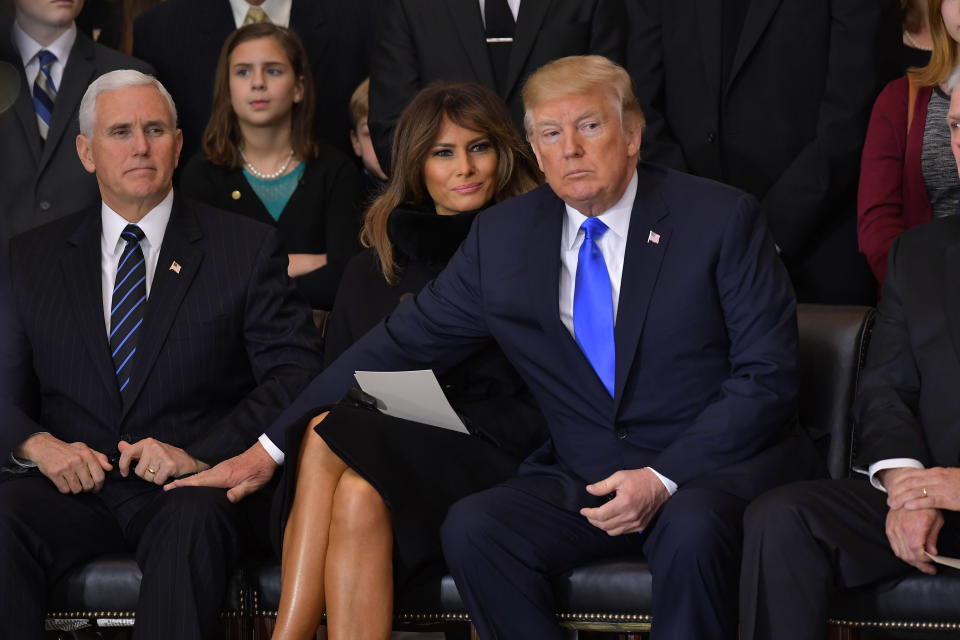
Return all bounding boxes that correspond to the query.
[325,468,394,640]
[272,412,348,640]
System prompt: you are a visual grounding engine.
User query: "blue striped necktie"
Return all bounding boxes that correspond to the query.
[32,50,57,140]
[110,225,147,396]
[573,217,615,396]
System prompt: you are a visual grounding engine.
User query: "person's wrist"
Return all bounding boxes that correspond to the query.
[14,432,51,461]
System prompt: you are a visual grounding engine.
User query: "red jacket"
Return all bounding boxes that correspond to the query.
[857,76,933,286]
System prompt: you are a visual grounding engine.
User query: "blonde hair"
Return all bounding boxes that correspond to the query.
[910,0,958,86]
[522,55,644,136]
[349,78,370,129]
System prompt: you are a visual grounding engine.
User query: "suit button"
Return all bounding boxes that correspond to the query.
[39,201,51,211]
[706,132,717,143]
[231,190,242,200]
[616,429,628,440]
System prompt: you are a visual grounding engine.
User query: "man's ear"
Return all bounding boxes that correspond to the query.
[174,128,184,168]
[76,134,96,174]
[624,122,643,158]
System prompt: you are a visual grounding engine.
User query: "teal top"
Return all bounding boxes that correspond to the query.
[242,162,305,221]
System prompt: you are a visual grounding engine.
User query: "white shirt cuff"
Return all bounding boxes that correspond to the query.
[648,467,677,495]
[866,458,924,491]
[258,433,285,465]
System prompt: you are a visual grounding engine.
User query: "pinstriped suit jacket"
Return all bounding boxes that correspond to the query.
[0,195,324,474]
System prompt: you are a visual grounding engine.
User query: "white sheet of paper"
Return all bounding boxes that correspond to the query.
[354,370,469,434]
[924,551,960,570]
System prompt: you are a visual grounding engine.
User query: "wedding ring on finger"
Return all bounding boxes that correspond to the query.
[146,467,157,475]
[921,487,928,499]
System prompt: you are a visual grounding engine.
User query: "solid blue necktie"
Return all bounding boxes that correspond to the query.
[110,225,147,396]
[573,217,615,396]
[32,50,57,140]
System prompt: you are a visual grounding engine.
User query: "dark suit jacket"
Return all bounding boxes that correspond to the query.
[630,0,901,304]
[179,148,363,309]
[852,217,960,469]
[132,0,372,160]
[369,0,627,170]
[0,31,153,241]
[0,196,324,482]
[265,164,812,509]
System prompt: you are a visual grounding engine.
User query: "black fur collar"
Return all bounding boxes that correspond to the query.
[387,206,481,266]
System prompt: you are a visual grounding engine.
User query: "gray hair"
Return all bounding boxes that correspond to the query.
[78,70,177,137]
[948,66,960,95]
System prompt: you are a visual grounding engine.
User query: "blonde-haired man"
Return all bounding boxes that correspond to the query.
[178,56,820,639]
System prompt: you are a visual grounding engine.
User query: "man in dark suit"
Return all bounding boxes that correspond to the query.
[0,0,152,241]
[368,0,628,172]
[173,56,820,639]
[0,70,323,639]
[132,0,372,161]
[629,0,901,304]
[739,83,960,640]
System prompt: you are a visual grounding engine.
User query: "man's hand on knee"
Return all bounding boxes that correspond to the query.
[885,506,943,575]
[14,433,112,494]
[117,438,209,485]
[163,442,277,503]
[580,468,670,535]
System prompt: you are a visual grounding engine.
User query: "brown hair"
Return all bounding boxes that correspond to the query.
[901,0,923,35]
[349,77,370,129]
[202,23,318,167]
[522,55,645,136]
[910,0,957,86]
[361,82,542,283]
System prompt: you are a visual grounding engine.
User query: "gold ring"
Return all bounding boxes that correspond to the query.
[146,467,157,474]
[922,487,928,498]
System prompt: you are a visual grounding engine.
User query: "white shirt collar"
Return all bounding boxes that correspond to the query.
[229,0,293,28]
[563,169,638,250]
[101,190,174,256]
[12,21,76,70]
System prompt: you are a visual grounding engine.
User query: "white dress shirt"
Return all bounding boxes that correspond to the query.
[8,192,173,469]
[479,0,521,24]
[13,21,76,94]
[866,458,925,491]
[101,191,173,334]
[229,0,292,28]
[556,170,677,495]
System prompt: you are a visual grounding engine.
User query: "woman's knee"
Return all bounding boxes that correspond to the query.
[331,469,390,534]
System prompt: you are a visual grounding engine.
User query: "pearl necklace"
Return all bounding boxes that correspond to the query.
[240,148,295,180]
[903,30,932,52]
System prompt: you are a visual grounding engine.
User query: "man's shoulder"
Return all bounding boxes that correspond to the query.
[181,196,275,240]
[8,207,96,264]
[892,214,960,264]
[70,32,152,75]
[642,162,754,209]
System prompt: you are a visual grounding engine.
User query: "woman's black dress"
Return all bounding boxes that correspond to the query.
[316,206,549,590]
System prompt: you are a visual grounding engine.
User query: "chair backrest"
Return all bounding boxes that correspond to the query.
[797,304,876,479]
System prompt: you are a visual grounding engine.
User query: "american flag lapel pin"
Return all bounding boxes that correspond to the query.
[647,230,661,245]
[169,261,182,274]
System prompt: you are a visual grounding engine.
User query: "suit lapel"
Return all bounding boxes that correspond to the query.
[613,166,672,409]
[60,209,122,407]
[38,33,95,173]
[447,0,498,91]
[527,188,611,398]
[695,0,723,109]
[121,197,203,417]
[9,50,43,164]
[725,0,782,97]
[502,0,550,99]
[945,244,960,367]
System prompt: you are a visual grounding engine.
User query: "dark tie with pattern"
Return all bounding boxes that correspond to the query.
[32,50,57,140]
[110,225,147,396]
[485,0,515,93]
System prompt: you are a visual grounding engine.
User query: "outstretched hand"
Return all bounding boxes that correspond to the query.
[580,468,670,535]
[164,442,278,503]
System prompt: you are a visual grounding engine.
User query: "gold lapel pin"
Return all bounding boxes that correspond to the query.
[169,261,182,274]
